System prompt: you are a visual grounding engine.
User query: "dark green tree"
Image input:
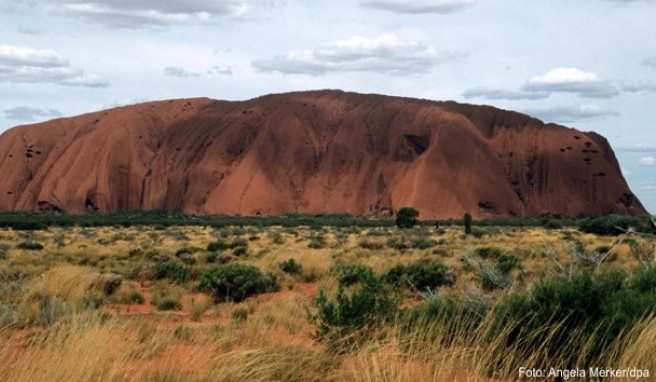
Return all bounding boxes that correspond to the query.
[464,213,473,235]
[396,207,419,229]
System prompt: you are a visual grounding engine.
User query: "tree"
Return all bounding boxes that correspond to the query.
[396,207,419,229]
[464,213,473,235]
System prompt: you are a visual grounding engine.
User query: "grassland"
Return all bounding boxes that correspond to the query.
[0,222,654,381]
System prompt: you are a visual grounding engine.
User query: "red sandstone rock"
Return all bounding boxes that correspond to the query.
[0,90,645,219]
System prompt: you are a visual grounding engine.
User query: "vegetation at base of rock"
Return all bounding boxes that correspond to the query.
[396,207,419,229]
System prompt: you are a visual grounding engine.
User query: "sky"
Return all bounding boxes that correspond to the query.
[0,0,655,212]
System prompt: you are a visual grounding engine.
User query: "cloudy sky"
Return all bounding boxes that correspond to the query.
[1,0,655,212]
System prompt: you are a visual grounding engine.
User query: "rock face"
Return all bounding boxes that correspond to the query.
[0,90,645,219]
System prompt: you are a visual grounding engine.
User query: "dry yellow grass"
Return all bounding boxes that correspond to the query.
[0,224,652,381]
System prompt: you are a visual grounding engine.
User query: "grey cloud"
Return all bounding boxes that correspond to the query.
[361,0,474,14]
[4,106,62,121]
[522,79,620,98]
[618,144,656,152]
[10,0,249,28]
[620,81,656,93]
[164,66,201,78]
[462,87,549,100]
[17,26,44,35]
[0,44,108,87]
[644,57,656,67]
[523,105,619,124]
[209,66,233,75]
[253,34,443,75]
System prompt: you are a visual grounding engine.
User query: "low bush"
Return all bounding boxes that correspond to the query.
[330,264,376,287]
[308,235,327,249]
[496,254,521,274]
[152,261,193,284]
[16,241,44,251]
[358,240,385,250]
[384,262,456,291]
[410,238,437,249]
[491,269,656,367]
[310,272,400,353]
[207,240,230,252]
[578,215,655,236]
[198,264,278,303]
[474,247,505,259]
[156,298,182,311]
[279,258,303,275]
[175,247,200,257]
[387,237,409,250]
[233,246,248,257]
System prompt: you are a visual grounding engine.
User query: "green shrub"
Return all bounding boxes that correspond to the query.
[123,291,146,304]
[387,237,409,250]
[207,240,230,252]
[128,247,144,257]
[308,235,327,249]
[175,247,199,257]
[156,298,182,311]
[152,261,193,284]
[331,264,376,287]
[16,241,44,251]
[464,213,473,235]
[0,244,9,260]
[198,264,277,303]
[233,246,248,257]
[384,262,455,291]
[310,272,399,353]
[578,215,655,236]
[474,247,504,259]
[396,207,419,229]
[496,254,521,274]
[358,240,385,250]
[491,269,656,367]
[544,220,563,230]
[204,252,218,263]
[410,238,437,249]
[269,232,285,245]
[279,258,303,275]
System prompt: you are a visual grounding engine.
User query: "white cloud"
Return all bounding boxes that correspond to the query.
[361,0,474,14]
[5,0,249,28]
[0,44,107,87]
[522,67,619,98]
[252,34,444,75]
[462,87,549,100]
[523,104,618,123]
[4,106,62,121]
[639,156,656,166]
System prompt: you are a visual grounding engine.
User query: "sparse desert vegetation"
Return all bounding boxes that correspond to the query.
[0,215,655,381]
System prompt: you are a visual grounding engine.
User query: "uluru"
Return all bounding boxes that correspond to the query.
[0,90,645,219]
